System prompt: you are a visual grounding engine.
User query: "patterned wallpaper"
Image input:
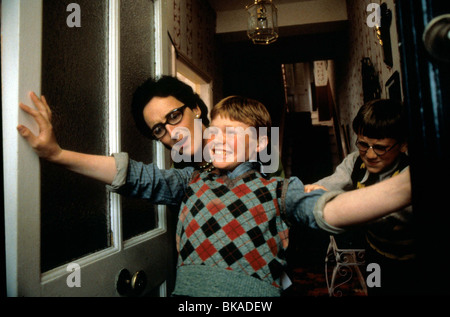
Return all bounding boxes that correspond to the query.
[169,0,216,80]
[335,0,403,151]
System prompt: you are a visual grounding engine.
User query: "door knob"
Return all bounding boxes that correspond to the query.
[423,14,450,64]
[116,269,147,296]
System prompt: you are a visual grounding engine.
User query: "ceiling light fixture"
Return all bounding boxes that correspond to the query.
[246,0,279,45]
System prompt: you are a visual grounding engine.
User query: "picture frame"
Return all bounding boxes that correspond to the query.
[379,2,393,68]
[385,71,401,101]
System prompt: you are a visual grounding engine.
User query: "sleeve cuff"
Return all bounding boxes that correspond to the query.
[313,190,346,234]
[106,152,129,192]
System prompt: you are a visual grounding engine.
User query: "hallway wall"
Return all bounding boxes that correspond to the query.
[166,0,221,101]
[336,0,403,151]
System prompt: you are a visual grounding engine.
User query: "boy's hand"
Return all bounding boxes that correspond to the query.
[304,184,328,193]
[17,92,63,162]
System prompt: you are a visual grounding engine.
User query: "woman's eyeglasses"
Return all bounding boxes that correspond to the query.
[355,140,399,156]
[151,104,190,139]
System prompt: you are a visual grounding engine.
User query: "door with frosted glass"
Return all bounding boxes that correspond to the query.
[3,0,175,296]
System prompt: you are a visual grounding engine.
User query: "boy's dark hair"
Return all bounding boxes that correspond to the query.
[131,76,210,138]
[352,99,407,142]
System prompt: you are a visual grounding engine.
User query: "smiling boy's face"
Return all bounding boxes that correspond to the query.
[208,115,261,171]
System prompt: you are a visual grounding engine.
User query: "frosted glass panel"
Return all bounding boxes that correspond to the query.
[120,0,158,240]
[40,0,110,272]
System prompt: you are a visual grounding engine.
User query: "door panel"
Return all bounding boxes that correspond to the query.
[40,0,111,273]
[119,0,159,241]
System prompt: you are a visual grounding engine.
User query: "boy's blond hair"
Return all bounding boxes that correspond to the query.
[211,96,272,131]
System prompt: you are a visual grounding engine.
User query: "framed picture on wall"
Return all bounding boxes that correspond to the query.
[386,71,401,102]
[361,57,382,103]
[380,2,393,68]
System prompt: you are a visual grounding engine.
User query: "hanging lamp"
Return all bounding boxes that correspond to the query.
[246,0,279,45]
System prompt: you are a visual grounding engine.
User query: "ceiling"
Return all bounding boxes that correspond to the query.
[207,0,312,12]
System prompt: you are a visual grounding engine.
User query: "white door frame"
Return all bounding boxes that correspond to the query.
[3,0,43,296]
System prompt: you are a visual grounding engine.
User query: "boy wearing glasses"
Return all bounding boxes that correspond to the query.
[306,99,413,294]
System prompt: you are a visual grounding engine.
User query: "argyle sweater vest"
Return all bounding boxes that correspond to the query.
[176,169,289,289]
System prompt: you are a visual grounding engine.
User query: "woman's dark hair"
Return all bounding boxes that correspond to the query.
[131,75,210,138]
[352,99,407,142]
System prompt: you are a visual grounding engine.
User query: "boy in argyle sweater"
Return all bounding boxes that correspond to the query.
[107,96,411,296]
[18,93,411,297]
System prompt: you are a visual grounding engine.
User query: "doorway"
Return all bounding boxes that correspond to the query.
[2,0,174,297]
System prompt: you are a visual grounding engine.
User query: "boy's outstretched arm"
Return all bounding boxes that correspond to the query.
[17,92,117,184]
[322,168,412,228]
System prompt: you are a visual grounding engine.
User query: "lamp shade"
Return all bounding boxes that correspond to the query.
[246,0,278,44]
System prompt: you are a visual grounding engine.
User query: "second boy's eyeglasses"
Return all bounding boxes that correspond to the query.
[355,140,399,156]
